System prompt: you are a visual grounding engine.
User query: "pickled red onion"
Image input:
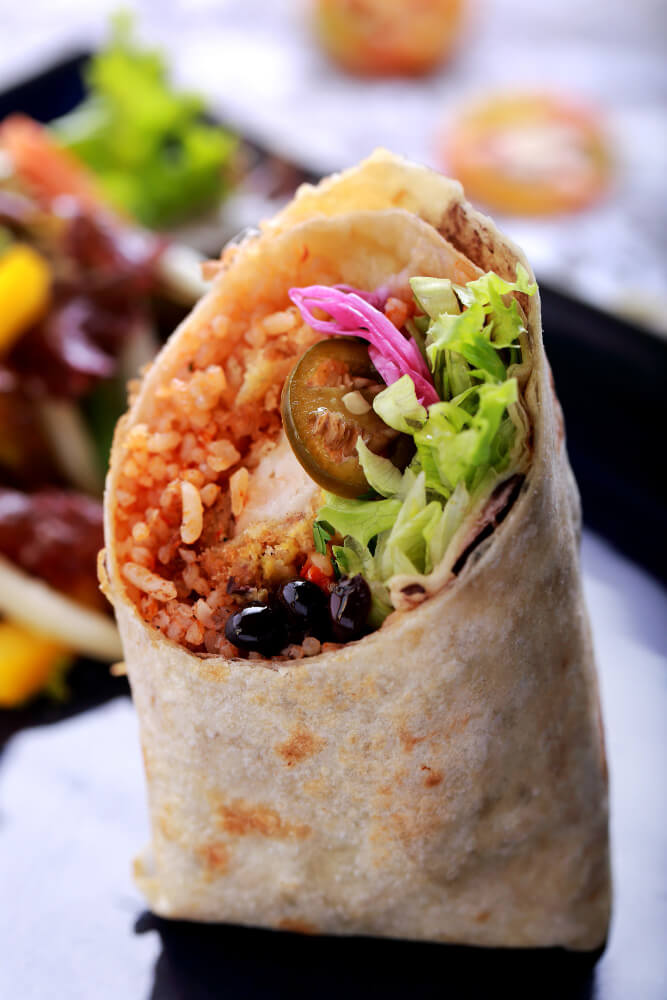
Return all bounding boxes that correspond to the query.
[288,285,438,406]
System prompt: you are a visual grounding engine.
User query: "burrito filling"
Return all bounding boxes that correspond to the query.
[114,266,535,659]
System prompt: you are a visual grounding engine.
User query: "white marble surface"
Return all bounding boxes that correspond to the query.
[1,0,666,329]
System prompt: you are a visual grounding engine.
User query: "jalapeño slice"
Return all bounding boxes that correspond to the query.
[281,338,409,499]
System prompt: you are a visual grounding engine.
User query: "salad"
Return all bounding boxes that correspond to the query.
[49,16,312,254]
[53,14,238,230]
[0,115,204,706]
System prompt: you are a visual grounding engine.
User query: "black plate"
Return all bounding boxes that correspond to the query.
[1,51,666,1000]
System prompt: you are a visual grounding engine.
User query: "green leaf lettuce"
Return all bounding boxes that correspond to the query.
[314,267,536,624]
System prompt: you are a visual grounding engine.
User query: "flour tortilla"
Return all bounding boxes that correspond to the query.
[103,151,610,949]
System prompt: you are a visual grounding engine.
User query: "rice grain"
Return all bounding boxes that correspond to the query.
[180,481,204,544]
[230,467,249,517]
[122,562,177,602]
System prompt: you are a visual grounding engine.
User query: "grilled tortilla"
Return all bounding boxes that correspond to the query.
[102,151,611,948]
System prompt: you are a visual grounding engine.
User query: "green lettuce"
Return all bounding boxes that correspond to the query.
[328,470,470,612]
[53,14,237,228]
[355,439,403,497]
[454,264,535,349]
[410,276,461,319]
[372,375,427,434]
[426,306,507,387]
[317,493,402,549]
[316,267,536,623]
[412,379,518,496]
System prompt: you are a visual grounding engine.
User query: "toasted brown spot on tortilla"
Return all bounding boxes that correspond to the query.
[218,800,311,839]
[196,660,232,683]
[421,765,444,788]
[442,204,510,279]
[302,777,328,799]
[446,714,471,739]
[320,673,379,711]
[392,767,408,788]
[390,804,444,849]
[276,724,326,766]
[197,842,230,874]
[399,726,425,752]
[278,919,318,935]
[475,910,491,924]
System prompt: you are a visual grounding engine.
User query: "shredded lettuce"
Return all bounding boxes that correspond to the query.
[311,267,536,623]
[413,380,518,496]
[423,480,471,571]
[328,470,470,608]
[355,440,403,497]
[372,375,427,435]
[317,493,402,549]
[410,276,460,320]
[426,306,507,390]
[312,520,334,555]
[53,14,237,228]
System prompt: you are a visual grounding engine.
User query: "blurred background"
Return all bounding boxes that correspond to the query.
[1,0,666,327]
[0,3,665,999]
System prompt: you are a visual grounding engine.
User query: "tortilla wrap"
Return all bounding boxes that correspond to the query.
[103,151,610,948]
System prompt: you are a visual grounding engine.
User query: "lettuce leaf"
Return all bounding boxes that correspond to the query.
[372,375,427,435]
[312,267,535,623]
[317,493,402,549]
[409,276,460,319]
[355,439,403,497]
[329,471,470,623]
[53,14,237,228]
[413,379,518,496]
[427,305,506,388]
[423,480,470,571]
[454,264,536,347]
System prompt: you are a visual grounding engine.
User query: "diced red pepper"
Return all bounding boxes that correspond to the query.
[384,296,412,330]
[301,552,335,590]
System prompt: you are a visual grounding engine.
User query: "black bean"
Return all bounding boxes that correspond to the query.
[278,579,329,641]
[224,604,287,656]
[328,574,371,642]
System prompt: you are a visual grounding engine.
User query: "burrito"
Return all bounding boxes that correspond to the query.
[102,151,610,949]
